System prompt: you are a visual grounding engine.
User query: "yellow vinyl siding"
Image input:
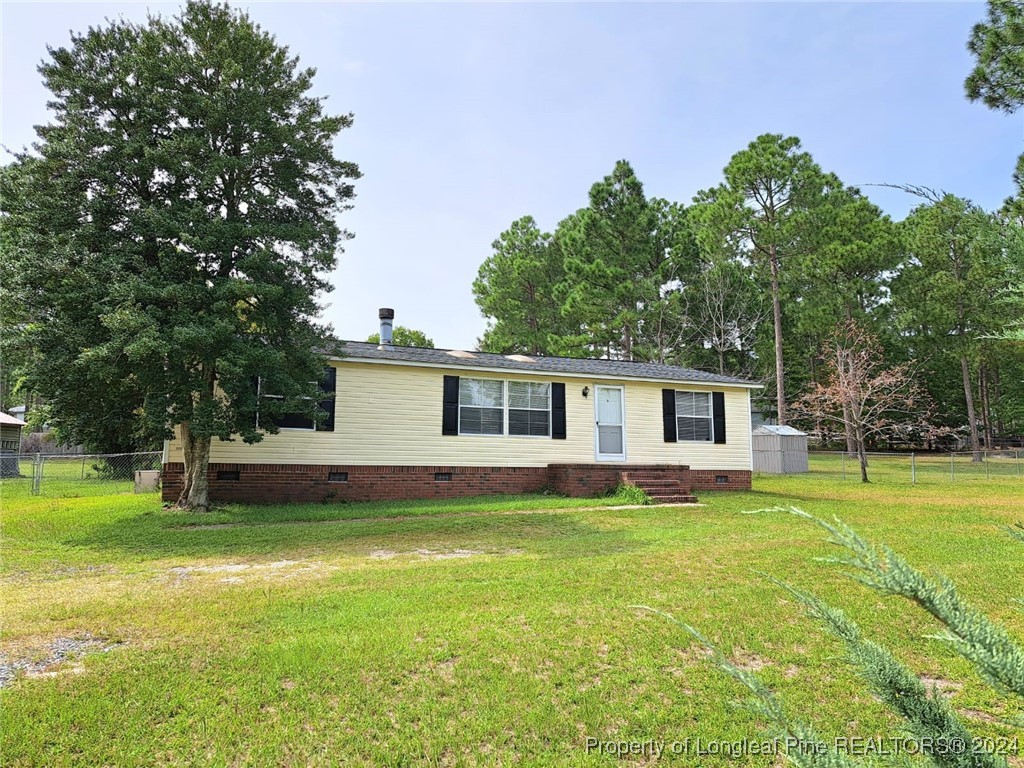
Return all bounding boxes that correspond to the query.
[166,362,752,470]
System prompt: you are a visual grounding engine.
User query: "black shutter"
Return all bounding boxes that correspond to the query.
[316,367,336,432]
[442,375,460,435]
[551,383,566,439]
[712,391,726,444]
[662,389,677,443]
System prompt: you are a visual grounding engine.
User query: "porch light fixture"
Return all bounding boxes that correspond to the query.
[582,386,590,397]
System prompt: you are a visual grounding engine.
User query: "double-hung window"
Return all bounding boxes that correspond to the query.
[458,379,551,437]
[676,391,713,441]
[508,381,550,436]
[459,378,504,435]
[258,368,336,432]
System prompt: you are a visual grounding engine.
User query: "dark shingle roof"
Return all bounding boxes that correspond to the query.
[330,341,760,387]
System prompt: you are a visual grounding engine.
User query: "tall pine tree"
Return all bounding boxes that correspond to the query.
[692,135,830,424]
[473,216,571,355]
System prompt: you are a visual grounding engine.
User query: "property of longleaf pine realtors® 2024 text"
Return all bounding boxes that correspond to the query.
[583,736,1022,759]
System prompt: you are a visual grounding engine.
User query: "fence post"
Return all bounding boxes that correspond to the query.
[82,455,87,480]
[32,453,42,495]
[841,451,846,481]
[911,452,916,486]
[1017,450,1021,477]
[986,451,990,480]
[950,453,955,482]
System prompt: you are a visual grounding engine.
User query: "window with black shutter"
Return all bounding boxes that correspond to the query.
[712,391,726,444]
[442,375,460,435]
[551,383,567,439]
[259,367,336,431]
[675,391,713,441]
[444,377,563,438]
[316,367,336,432]
[667,390,727,443]
[662,389,677,442]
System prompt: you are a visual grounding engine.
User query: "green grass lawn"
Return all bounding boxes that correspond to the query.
[2,473,1023,766]
[1,453,163,500]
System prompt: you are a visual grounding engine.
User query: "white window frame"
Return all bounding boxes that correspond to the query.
[507,381,551,438]
[675,390,713,442]
[457,378,552,439]
[458,377,505,437]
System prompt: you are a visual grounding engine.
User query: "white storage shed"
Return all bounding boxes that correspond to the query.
[752,424,808,474]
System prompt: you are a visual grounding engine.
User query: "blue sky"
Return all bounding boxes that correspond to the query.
[2,1,1020,350]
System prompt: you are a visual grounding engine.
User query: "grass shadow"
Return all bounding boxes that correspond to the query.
[64,502,648,562]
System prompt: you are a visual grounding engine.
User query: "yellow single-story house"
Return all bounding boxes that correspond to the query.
[162,318,760,504]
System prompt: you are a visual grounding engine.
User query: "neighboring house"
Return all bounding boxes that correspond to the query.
[162,312,761,504]
[0,412,26,478]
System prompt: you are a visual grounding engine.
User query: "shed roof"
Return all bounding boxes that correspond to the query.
[752,424,806,436]
[329,341,761,388]
[0,412,26,427]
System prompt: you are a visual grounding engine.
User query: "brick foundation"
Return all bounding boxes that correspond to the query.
[162,462,752,505]
[161,463,550,504]
[688,469,752,492]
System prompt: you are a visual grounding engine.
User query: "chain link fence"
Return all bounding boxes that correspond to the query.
[808,450,1023,484]
[0,452,163,499]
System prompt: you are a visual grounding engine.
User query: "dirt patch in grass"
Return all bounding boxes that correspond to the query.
[0,634,123,688]
[731,648,772,672]
[166,559,338,584]
[172,503,702,532]
[919,675,963,697]
[369,548,524,561]
[959,707,1001,724]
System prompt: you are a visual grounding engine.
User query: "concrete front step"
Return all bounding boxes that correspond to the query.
[623,472,688,480]
[649,494,700,504]
[627,480,689,489]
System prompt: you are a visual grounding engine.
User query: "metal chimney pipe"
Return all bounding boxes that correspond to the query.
[378,308,395,346]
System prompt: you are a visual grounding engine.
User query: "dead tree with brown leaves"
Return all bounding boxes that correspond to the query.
[794,321,936,483]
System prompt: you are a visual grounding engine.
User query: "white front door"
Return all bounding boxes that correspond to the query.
[595,385,626,461]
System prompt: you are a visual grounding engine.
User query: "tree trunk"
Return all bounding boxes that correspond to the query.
[843,401,857,455]
[979,361,993,449]
[768,249,787,425]
[177,421,195,503]
[992,364,1004,437]
[185,435,211,512]
[718,348,725,376]
[856,426,869,483]
[175,365,216,511]
[960,355,981,462]
[176,421,212,512]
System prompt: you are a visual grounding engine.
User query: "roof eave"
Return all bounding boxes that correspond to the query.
[328,354,764,389]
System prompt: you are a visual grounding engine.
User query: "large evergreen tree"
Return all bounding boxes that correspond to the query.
[0,1,359,510]
[966,0,1024,213]
[556,161,695,361]
[966,0,1024,113]
[892,196,1018,455]
[785,186,901,450]
[692,134,830,424]
[473,216,570,355]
